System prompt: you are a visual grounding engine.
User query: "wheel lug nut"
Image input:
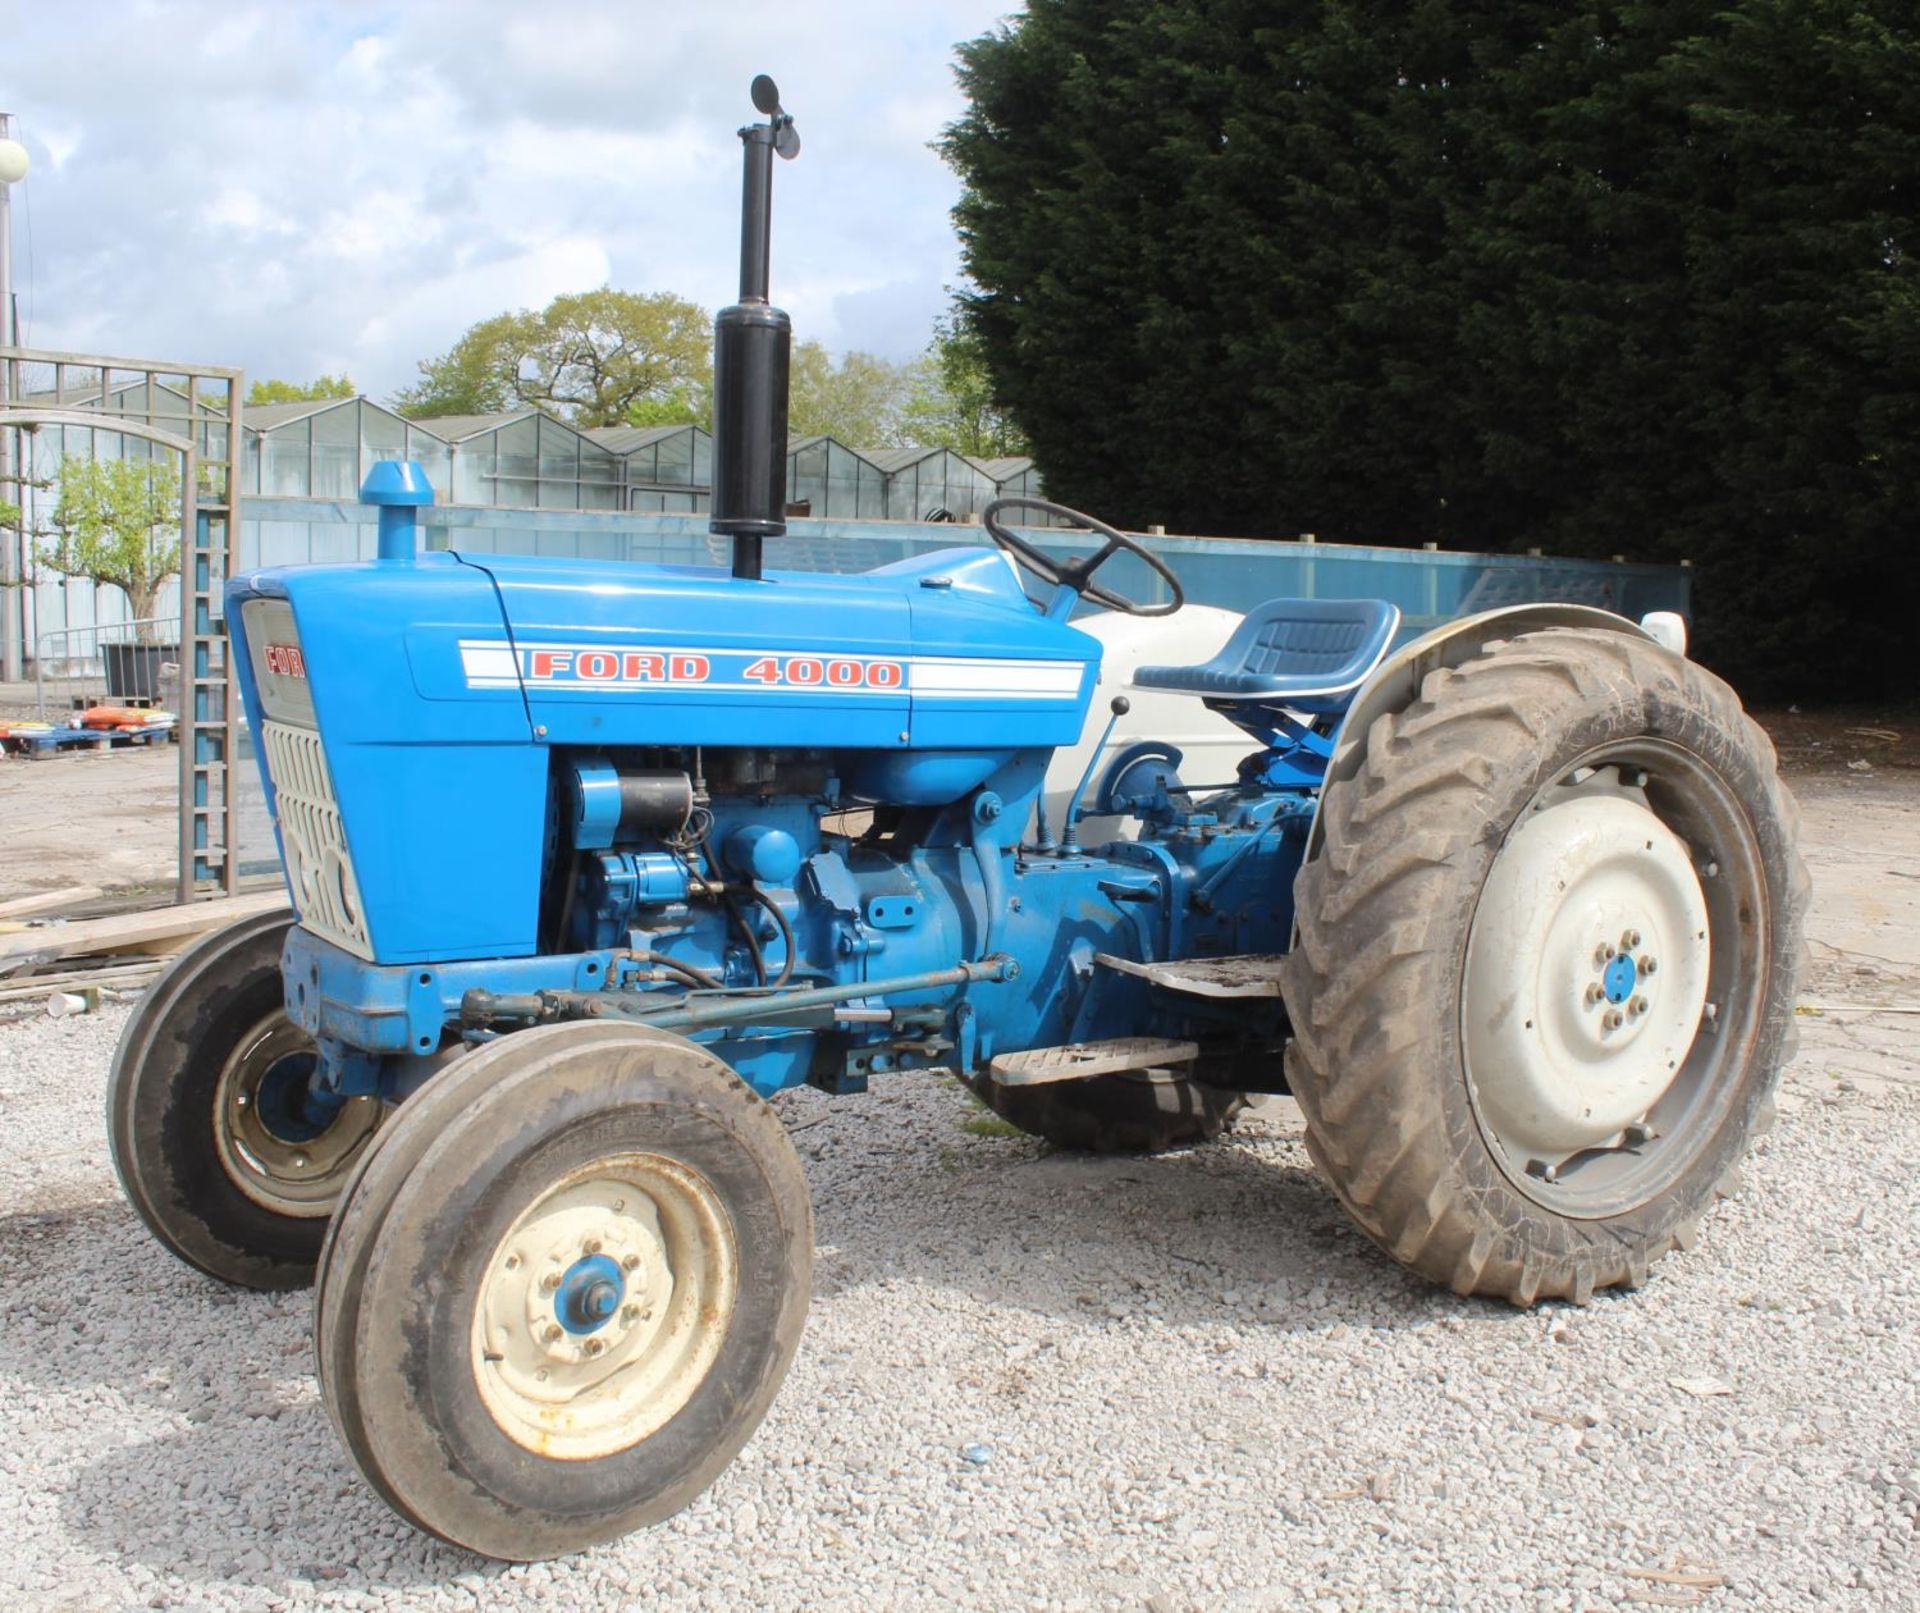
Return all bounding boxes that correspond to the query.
[620,1304,640,1325]
[540,1272,561,1293]
[1640,956,1658,975]
[584,1337,606,1357]
[622,1253,642,1273]
[1631,995,1650,1015]
[1595,944,1613,967]
[544,1323,564,1344]
[1622,930,1641,950]
[1584,984,1604,1007]
[583,1238,603,1255]
[1603,1009,1624,1030]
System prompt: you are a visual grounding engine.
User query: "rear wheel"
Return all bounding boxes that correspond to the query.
[1282,628,1807,1305]
[107,909,382,1289]
[967,1069,1243,1153]
[313,1021,813,1560]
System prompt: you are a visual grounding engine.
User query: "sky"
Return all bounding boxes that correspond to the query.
[0,0,1019,403]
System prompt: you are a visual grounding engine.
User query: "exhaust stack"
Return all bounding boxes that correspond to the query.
[710,74,801,582]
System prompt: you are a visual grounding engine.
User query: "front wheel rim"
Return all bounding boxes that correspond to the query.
[1461,742,1769,1219]
[212,1014,382,1217]
[471,1153,740,1462]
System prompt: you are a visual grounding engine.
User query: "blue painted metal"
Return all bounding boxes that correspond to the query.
[555,1254,626,1335]
[724,825,802,885]
[361,460,436,563]
[231,460,1374,1111]
[568,757,627,851]
[252,1050,328,1142]
[1604,952,1638,1004]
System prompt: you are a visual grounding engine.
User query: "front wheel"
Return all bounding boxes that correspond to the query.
[1282,628,1807,1305]
[313,1021,813,1560]
[107,909,383,1289]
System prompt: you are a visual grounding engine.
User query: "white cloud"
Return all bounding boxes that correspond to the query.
[2,0,1019,400]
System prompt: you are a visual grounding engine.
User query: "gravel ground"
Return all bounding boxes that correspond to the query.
[0,778,1916,1611]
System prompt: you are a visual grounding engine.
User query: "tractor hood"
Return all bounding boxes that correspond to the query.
[462,543,1098,751]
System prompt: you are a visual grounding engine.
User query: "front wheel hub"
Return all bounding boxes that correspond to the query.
[1464,791,1711,1161]
[472,1154,739,1461]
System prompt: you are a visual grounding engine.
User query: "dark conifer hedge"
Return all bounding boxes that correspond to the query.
[944,2,1918,699]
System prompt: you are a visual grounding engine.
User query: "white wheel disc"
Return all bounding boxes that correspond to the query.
[1464,791,1711,1162]
[471,1153,739,1462]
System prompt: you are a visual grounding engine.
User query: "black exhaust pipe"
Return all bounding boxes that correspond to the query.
[711,75,800,582]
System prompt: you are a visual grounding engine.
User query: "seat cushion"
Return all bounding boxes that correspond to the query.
[1134,597,1400,706]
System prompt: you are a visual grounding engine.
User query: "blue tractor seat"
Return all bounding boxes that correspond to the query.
[1134,597,1401,719]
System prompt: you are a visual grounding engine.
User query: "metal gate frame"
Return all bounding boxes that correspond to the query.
[0,345,245,899]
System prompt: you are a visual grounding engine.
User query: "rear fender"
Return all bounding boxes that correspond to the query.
[1305,604,1657,859]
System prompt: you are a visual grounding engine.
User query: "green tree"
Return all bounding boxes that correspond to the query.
[944,0,1920,700]
[395,289,713,427]
[38,455,182,641]
[901,319,1029,458]
[786,341,915,445]
[246,374,356,407]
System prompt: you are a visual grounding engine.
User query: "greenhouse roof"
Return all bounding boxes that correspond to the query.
[583,423,708,456]
[863,444,954,473]
[242,398,355,432]
[408,408,546,442]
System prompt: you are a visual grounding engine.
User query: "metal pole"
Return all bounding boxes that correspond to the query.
[0,111,20,683]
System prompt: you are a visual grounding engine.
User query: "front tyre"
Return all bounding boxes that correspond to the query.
[107,909,383,1289]
[1281,628,1807,1305]
[313,1022,813,1560]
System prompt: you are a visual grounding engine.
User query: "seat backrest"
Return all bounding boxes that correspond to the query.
[1232,598,1391,678]
[1222,597,1397,680]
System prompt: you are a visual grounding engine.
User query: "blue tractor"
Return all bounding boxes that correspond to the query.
[107,79,1805,1560]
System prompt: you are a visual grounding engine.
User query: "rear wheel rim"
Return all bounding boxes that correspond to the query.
[470,1152,740,1461]
[212,1013,382,1218]
[1461,741,1768,1219]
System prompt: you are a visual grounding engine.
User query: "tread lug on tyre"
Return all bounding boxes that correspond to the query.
[1281,628,1808,1306]
[107,909,382,1290]
[313,1021,813,1561]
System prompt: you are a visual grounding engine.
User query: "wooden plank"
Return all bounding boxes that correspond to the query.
[0,891,287,964]
[0,884,105,920]
[0,962,167,1005]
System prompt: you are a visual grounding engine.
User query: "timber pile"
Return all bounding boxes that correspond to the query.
[0,889,286,1007]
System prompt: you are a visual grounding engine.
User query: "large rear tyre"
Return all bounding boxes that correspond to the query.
[1282,628,1807,1305]
[967,1069,1243,1153]
[313,1021,813,1561]
[107,909,383,1289]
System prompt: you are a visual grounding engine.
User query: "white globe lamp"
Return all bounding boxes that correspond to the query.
[0,138,27,185]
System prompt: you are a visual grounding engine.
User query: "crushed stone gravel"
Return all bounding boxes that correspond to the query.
[0,774,1914,1610]
[0,1000,1913,1611]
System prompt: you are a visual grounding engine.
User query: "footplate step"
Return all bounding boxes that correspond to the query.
[1092,953,1287,999]
[988,1036,1200,1087]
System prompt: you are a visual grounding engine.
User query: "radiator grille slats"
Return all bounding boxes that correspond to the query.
[261,721,373,959]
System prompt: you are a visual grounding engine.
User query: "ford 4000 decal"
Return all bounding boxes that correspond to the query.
[458,640,1084,700]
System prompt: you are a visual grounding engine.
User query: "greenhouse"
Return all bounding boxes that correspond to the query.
[868,444,1001,522]
[583,424,712,513]
[786,435,887,520]
[421,410,624,511]
[242,397,452,501]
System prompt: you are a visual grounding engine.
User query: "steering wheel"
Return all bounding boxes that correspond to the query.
[982,497,1185,618]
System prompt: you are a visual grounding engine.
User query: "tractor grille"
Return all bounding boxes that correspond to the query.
[261,721,373,959]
